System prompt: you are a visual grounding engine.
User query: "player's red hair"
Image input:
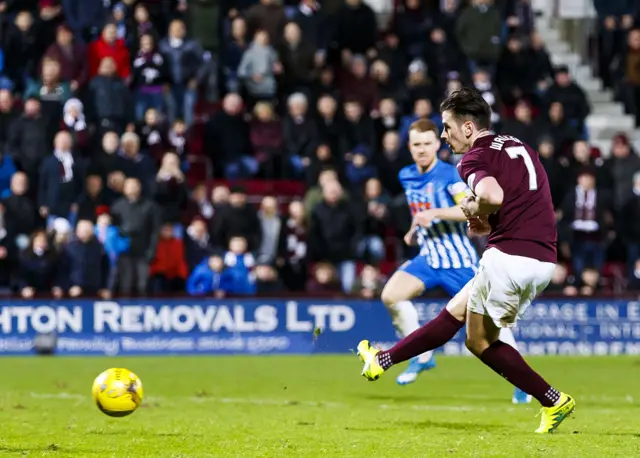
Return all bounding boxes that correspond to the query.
[408,118,439,136]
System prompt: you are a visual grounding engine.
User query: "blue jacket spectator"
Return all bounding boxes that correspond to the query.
[0,153,18,199]
[61,0,108,43]
[95,213,131,266]
[186,256,235,296]
[223,248,257,295]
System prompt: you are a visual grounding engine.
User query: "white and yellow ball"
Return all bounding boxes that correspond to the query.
[92,368,144,417]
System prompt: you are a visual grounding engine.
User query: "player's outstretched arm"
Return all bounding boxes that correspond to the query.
[413,206,467,227]
[461,177,503,217]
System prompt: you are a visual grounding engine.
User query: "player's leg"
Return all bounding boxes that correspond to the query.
[439,267,530,403]
[466,250,575,432]
[380,263,436,385]
[357,278,471,381]
[498,327,532,404]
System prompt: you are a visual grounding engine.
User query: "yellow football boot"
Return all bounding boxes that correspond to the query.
[357,340,385,381]
[535,392,576,433]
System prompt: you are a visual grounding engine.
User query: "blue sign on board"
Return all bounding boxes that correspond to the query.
[0,299,638,356]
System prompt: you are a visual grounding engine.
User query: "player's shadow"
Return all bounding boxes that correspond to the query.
[395,419,511,432]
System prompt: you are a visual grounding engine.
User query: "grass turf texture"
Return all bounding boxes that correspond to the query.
[0,356,638,457]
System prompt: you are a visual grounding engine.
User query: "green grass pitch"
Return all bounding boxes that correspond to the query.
[0,355,638,457]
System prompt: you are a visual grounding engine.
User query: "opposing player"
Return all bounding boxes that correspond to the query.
[357,88,575,433]
[384,118,530,404]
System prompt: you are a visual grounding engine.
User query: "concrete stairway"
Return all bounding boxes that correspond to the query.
[535,15,637,156]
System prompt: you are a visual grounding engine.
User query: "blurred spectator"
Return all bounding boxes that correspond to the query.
[543,66,590,132]
[43,23,88,92]
[527,32,554,95]
[88,57,132,134]
[7,97,48,186]
[119,132,157,195]
[394,0,434,61]
[306,261,341,293]
[279,21,317,93]
[604,133,640,210]
[186,254,233,297]
[61,0,108,44]
[2,172,41,248]
[303,168,346,220]
[351,264,384,299]
[149,223,189,293]
[3,10,41,92]
[501,100,541,149]
[594,0,636,89]
[455,0,503,74]
[205,93,253,179]
[153,152,188,226]
[111,177,161,295]
[131,33,170,121]
[341,99,375,158]
[332,0,377,62]
[619,172,640,282]
[346,144,376,187]
[558,168,613,279]
[565,140,611,193]
[186,0,220,55]
[535,101,579,156]
[246,0,287,45]
[496,36,531,107]
[51,216,72,252]
[0,90,18,150]
[255,262,284,293]
[238,29,281,101]
[135,108,166,162]
[212,186,261,251]
[38,131,83,227]
[376,131,408,197]
[158,19,204,127]
[0,147,17,198]
[0,210,11,290]
[284,92,318,177]
[62,98,89,154]
[185,217,216,271]
[25,57,71,139]
[16,230,62,298]
[223,16,249,93]
[257,196,281,264]
[250,101,285,178]
[339,54,379,112]
[537,137,565,209]
[308,180,359,292]
[76,174,106,223]
[95,211,130,291]
[358,178,389,263]
[277,199,307,291]
[57,219,110,298]
[88,23,131,80]
[224,236,257,295]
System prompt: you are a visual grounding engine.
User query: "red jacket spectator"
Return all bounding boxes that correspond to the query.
[149,234,189,280]
[88,24,131,80]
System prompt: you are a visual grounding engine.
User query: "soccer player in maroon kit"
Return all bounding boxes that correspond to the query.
[357,88,576,433]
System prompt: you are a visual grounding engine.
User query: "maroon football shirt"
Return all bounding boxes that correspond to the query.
[457,134,557,263]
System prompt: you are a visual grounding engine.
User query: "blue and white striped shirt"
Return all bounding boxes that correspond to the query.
[399,161,479,270]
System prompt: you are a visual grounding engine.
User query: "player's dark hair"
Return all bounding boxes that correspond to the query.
[439,87,492,130]
[408,118,439,136]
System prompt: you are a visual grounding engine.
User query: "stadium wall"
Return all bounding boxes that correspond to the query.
[0,298,638,356]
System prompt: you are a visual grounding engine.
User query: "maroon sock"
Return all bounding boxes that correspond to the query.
[480,341,560,407]
[377,308,464,369]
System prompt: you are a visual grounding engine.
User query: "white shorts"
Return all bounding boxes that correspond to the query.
[468,248,555,328]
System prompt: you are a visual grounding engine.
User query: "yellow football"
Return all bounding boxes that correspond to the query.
[92,368,144,417]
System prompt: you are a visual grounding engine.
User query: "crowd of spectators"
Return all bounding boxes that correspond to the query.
[0,0,638,299]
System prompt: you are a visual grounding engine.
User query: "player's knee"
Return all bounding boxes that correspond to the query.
[465,336,489,357]
[380,286,400,309]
